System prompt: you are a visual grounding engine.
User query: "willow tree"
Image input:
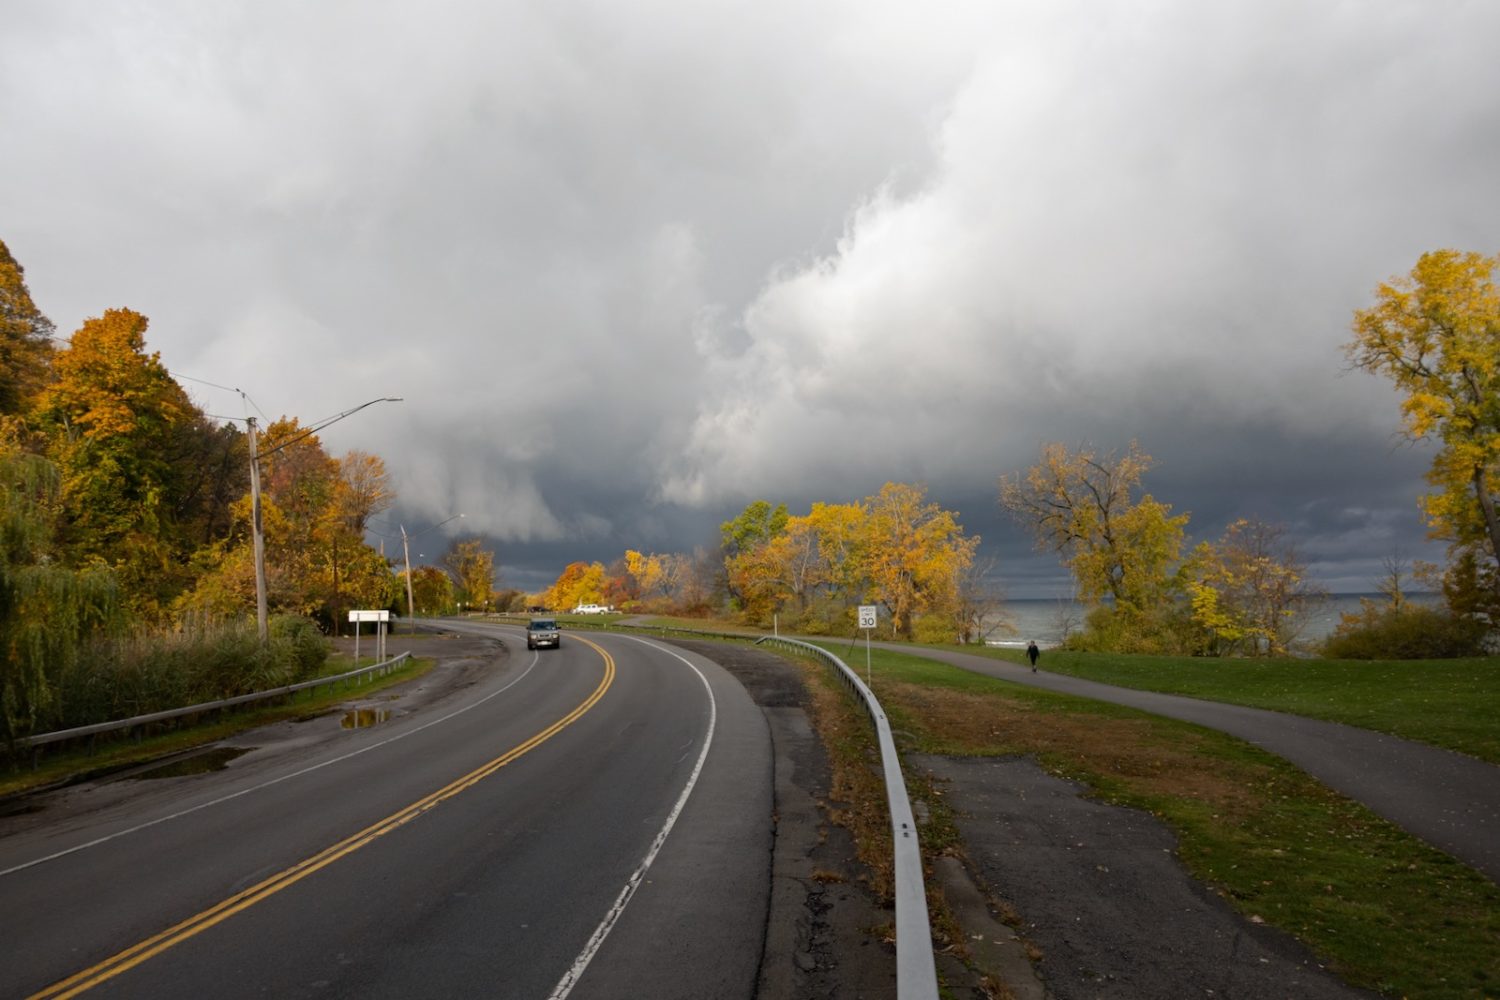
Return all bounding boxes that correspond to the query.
[0,441,119,746]
[1349,250,1500,613]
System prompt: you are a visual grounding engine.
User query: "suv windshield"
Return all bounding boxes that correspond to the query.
[530,619,557,630]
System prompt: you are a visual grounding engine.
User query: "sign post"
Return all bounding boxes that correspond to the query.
[349,610,391,666]
[857,604,877,685]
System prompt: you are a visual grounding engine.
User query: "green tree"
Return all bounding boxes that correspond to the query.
[720,499,790,557]
[0,238,55,417]
[0,437,120,746]
[719,499,791,613]
[1348,249,1500,615]
[406,564,455,616]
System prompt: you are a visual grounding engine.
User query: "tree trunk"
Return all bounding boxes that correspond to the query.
[1474,466,1500,595]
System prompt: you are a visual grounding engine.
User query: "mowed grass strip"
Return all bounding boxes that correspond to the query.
[817,643,1500,1000]
[948,645,1500,765]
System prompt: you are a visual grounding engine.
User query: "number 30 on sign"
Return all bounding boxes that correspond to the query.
[857,605,877,630]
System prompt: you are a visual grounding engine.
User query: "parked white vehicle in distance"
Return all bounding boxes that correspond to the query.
[571,603,610,614]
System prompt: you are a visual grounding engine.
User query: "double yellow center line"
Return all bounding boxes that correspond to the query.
[30,638,616,1000]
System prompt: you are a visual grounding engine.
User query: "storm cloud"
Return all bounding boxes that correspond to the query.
[4,1,1497,593]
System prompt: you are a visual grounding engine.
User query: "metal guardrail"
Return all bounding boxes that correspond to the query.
[18,652,412,750]
[752,635,940,1000]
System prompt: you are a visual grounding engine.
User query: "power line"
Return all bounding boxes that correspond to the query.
[170,370,240,395]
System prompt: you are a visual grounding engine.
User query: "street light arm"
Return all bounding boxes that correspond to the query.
[258,397,404,460]
[403,513,465,544]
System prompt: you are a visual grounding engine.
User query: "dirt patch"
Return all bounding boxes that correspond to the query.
[886,680,1263,822]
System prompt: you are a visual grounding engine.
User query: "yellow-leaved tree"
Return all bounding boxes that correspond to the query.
[538,560,606,612]
[1348,249,1500,621]
[1000,442,1190,652]
[444,539,498,611]
[1187,519,1325,656]
[862,482,977,641]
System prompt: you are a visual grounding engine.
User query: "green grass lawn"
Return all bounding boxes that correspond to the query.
[803,642,1500,1000]
[938,645,1500,765]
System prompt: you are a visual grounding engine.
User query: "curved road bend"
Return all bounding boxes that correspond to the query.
[0,623,771,1000]
[873,643,1500,883]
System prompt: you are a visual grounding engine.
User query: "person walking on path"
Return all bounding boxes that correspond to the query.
[1026,640,1040,671]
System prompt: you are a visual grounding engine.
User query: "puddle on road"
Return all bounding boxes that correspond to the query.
[131,747,253,780]
[341,708,393,729]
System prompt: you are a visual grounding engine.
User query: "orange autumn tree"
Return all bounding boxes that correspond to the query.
[537,561,606,612]
[35,308,202,614]
[180,419,396,630]
[0,237,55,417]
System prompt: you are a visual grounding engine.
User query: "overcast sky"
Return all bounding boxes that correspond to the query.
[6,1,1499,596]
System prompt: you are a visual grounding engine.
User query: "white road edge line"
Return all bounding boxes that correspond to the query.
[547,637,718,1000]
[0,627,540,879]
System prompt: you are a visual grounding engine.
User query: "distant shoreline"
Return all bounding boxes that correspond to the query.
[987,592,1442,648]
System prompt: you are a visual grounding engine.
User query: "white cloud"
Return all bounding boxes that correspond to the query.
[658,0,1500,511]
[4,0,1496,588]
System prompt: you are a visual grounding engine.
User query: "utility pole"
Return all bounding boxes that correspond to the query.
[401,514,463,633]
[401,524,415,634]
[247,416,270,644]
[243,397,402,645]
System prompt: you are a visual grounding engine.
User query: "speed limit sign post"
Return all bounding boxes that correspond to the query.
[858,604,877,684]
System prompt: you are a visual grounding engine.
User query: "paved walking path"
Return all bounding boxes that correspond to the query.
[878,643,1500,884]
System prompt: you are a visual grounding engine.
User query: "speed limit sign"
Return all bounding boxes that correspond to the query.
[857,605,877,630]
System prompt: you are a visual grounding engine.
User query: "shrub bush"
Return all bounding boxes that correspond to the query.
[1320,602,1488,660]
[47,615,330,731]
[269,614,329,679]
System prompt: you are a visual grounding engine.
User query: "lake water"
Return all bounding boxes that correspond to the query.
[986,593,1442,649]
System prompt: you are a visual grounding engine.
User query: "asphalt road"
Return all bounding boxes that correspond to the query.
[884,643,1500,883]
[0,623,772,1000]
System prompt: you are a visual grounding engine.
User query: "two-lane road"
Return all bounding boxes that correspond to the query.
[0,623,771,999]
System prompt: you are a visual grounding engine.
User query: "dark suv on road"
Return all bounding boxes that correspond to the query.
[526,617,560,650]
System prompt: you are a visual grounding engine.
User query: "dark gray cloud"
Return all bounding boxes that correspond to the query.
[4,1,1494,595]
